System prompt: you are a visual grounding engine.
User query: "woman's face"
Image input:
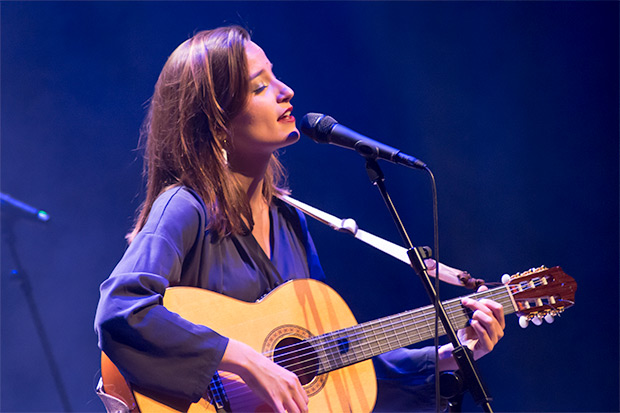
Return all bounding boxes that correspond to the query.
[228,41,299,160]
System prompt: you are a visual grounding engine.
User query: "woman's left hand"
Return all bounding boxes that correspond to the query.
[437,286,506,371]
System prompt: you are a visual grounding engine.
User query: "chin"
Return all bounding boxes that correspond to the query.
[282,130,300,146]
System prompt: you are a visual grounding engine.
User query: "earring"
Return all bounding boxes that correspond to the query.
[222,140,229,165]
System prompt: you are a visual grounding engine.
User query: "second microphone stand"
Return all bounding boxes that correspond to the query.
[2,218,72,412]
[364,158,493,413]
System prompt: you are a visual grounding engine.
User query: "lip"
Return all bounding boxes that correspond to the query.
[278,106,294,122]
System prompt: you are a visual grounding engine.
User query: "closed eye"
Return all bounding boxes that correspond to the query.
[253,82,268,94]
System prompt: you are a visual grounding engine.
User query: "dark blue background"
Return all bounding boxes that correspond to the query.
[2,2,618,412]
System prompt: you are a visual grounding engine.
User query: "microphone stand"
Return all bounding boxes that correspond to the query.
[1,218,72,412]
[363,158,493,413]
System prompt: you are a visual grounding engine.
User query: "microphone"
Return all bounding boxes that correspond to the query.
[1,192,50,223]
[300,113,427,170]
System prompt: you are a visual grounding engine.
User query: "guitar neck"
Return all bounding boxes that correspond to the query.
[310,285,515,374]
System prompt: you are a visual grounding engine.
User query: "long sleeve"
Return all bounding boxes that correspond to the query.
[94,187,228,402]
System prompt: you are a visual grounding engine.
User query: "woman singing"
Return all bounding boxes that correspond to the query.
[95,26,504,413]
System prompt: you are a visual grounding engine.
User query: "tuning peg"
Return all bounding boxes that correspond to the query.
[501,274,511,284]
[544,313,555,324]
[519,316,529,328]
[531,316,543,326]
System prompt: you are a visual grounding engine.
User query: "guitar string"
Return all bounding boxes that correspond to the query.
[209,280,537,399]
[209,274,566,402]
[211,280,520,391]
[293,293,506,362]
[227,291,574,403]
[208,289,516,402]
[274,272,562,371]
[211,282,530,399]
[275,289,509,369]
[265,284,513,367]
[208,289,535,403]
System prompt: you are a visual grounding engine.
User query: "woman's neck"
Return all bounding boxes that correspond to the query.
[233,172,266,210]
[229,150,272,209]
[231,160,272,258]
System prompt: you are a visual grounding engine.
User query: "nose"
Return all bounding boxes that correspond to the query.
[277,80,294,102]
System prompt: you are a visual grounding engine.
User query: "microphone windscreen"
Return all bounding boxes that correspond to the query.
[300,113,337,143]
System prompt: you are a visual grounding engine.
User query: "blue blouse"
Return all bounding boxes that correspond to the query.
[95,186,439,411]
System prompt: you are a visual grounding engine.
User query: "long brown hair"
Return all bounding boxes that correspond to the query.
[128,26,287,242]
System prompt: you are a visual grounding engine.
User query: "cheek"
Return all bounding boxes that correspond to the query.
[230,115,269,148]
[240,110,272,137]
[232,103,261,131]
[229,98,281,147]
[230,111,254,139]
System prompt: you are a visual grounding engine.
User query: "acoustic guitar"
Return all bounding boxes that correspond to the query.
[101,265,576,412]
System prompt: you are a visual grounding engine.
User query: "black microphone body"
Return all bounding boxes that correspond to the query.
[1,193,50,223]
[300,113,427,170]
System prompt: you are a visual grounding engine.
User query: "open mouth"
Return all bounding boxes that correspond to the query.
[278,107,294,121]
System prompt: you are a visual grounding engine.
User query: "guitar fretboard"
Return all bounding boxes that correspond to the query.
[307,285,515,374]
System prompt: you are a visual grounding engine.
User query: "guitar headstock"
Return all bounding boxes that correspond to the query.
[505,266,577,328]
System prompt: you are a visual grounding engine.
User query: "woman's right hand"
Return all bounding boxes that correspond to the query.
[219,338,309,413]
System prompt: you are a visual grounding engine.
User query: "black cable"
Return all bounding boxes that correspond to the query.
[425,167,442,413]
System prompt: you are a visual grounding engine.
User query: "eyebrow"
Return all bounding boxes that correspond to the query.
[249,63,274,80]
[250,69,264,80]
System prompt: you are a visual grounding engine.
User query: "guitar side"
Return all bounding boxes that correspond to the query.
[102,279,377,413]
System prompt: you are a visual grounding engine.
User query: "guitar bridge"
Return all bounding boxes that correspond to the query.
[207,372,231,413]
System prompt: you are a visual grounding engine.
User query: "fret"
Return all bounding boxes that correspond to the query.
[311,335,333,375]
[325,331,344,371]
[349,325,372,364]
[358,328,374,361]
[408,310,424,343]
[317,332,339,374]
[315,329,360,374]
[336,331,355,366]
[421,306,436,342]
[395,312,414,345]
[363,323,382,363]
[377,319,393,354]
[345,325,374,366]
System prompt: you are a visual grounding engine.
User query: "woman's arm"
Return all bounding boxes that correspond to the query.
[95,187,227,401]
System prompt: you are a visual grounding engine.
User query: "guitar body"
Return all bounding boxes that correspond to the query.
[102,279,377,413]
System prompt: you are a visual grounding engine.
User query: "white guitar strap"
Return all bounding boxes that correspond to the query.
[276,193,477,288]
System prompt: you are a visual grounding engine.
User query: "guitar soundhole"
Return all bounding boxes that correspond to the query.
[273,338,318,385]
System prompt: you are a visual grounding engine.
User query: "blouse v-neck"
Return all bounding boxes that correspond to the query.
[241,203,283,291]
[251,204,275,261]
